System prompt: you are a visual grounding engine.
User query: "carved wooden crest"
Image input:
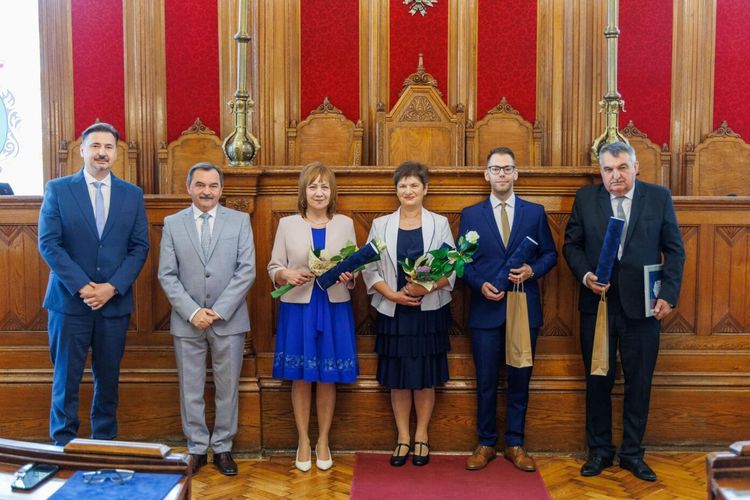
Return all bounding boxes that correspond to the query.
[707,120,741,139]
[310,96,343,115]
[400,96,440,122]
[488,96,520,116]
[622,120,648,138]
[182,117,216,136]
[399,53,442,97]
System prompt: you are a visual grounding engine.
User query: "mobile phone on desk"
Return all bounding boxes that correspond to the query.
[11,463,60,491]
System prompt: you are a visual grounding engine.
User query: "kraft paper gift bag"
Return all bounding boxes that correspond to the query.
[506,282,533,368]
[590,291,609,376]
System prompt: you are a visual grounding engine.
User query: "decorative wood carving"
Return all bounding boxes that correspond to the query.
[158,118,225,194]
[466,97,543,166]
[286,98,363,166]
[620,120,671,187]
[685,121,750,196]
[376,57,465,166]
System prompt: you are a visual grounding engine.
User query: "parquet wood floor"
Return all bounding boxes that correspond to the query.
[189,450,707,499]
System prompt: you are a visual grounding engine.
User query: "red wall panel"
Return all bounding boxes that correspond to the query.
[71,0,125,138]
[618,0,673,146]
[477,0,537,122]
[389,0,448,108]
[165,0,220,142]
[714,0,750,139]
[300,0,360,121]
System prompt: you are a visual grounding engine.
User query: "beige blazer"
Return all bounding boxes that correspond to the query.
[267,213,356,303]
[362,207,455,317]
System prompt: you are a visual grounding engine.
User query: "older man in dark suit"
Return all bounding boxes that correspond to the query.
[563,141,685,481]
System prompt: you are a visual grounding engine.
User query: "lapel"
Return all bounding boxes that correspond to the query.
[100,174,123,241]
[421,208,436,252]
[181,207,206,265]
[481,198,504,250]
[385,209,400,272]
[69,170,99,239]
[506,195,525,251]
[624,181,646,249]
[597,184,613,233]
[206,205,227,261]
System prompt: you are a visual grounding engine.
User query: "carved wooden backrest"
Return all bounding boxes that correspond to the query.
[621,120,671,187]
[287,97,363,166]
[685,121,750,196]
[158,118,226,194]
[376,55,465,166]
[57,137,137,182]
[466,97,542,166]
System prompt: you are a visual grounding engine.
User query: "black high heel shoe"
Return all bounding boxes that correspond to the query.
[389,443,410,467]
[412,441,430,466]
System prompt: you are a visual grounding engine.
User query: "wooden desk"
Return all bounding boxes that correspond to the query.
[0,438,190,499]
[707,441,750,499]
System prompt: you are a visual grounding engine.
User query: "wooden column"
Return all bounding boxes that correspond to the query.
[124,0,167,193]
[39,0,75,181]
[670,0,716,194]
[359,0,390,166]
[448,0,477,128]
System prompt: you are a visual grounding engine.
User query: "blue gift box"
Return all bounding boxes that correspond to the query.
[593,216,625,285]
[492,236,539,292]
[316,240,382,290]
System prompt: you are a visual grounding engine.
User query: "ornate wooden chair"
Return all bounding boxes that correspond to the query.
[685,121,750,196]
[621,120,671,187]
[375,54,465,166]
[158,118,226,194]
[57,134,137,181]
[287,97,363,166]
[466,97,542,166]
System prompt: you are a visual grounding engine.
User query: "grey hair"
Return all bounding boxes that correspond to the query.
[598,142,636,163]
[186,162,224,186]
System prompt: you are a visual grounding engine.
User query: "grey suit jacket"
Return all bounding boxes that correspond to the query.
[158,205,256,337]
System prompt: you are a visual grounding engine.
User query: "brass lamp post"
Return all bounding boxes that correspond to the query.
[223,0,260,166]
[592,0,628,160]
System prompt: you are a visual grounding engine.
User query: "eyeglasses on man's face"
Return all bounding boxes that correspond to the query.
[487,165,515,175]
[82,469,135,485]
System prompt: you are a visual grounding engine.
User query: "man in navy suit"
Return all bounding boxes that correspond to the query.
[563,142,684,481]
[459,147,557,471]
[38,122,149,445]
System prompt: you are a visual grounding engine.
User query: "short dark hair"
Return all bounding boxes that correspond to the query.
[186,162,224,186]
[393,161,429,187]
[598,141,636,162]
[486,146,516,165]
[82,122,119,144]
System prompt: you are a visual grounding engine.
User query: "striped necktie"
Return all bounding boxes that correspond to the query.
[200,212,211,259]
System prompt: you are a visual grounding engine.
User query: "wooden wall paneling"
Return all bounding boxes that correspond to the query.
[39,0,75,182]
[670,0,716,194]
[124,0,168,193]
[448,0,477,127]
[255,0,299,166]
[360,0,390,166]
[536,0,564,166]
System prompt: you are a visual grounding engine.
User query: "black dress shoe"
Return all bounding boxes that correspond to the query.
[619,458,657,482]
[580,455,613,476]
[389,443,410,467]
[189,453,207,475]
[412,441,430,466]
[213,451,238,476]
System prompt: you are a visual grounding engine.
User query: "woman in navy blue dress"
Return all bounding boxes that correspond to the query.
[268,163,359,472]
[362,162,455,467]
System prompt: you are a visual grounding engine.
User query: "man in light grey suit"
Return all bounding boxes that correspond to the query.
[158,162,256,476]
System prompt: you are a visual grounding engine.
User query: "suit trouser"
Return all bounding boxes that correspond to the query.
[471,325,538,447]
[173,328,245,454]
[48,310,129,446]
[579,310,660,461]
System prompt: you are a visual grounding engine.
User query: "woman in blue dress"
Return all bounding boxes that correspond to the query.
[268,162,359,472]
[362,161,455,467]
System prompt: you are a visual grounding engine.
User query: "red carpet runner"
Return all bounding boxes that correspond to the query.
[350,453,550,499]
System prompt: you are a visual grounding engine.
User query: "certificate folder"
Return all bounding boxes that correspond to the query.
[643,264,663,317]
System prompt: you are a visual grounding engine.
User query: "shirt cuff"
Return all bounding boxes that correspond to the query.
[188,308,200,323]
[583,272,592,287]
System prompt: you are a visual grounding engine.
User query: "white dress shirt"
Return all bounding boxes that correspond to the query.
[83,168,111,221]
[490,192,516,244]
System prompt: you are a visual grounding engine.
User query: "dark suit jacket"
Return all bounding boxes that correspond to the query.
[459,196,558,330]
[38,170,149,317]
[563,180,685,318]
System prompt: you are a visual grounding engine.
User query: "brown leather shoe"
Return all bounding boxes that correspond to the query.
[213,451,238,476]
[504,446,536,472]
[189,453,207,475]
[466,445,497,470]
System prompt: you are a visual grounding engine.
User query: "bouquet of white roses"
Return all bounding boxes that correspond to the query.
[399,230,479,291]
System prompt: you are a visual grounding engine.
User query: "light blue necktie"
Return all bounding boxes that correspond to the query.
[92,181,105,237]
[200,212,211,259]
[616,196,627,259]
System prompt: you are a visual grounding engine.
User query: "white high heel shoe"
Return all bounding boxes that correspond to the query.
[295,444,312,472]
[315,444,333,471]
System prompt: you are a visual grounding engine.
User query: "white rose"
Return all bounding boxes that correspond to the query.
[465,231,479,245]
